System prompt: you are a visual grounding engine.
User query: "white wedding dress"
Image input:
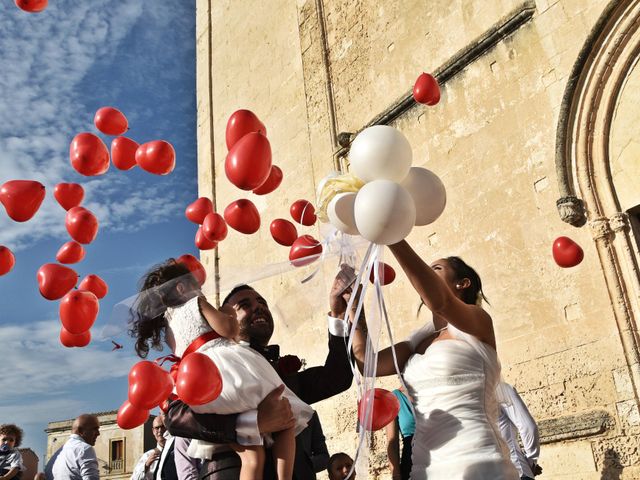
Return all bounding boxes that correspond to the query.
[403,324,519,480]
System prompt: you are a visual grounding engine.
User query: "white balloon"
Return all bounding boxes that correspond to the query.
[401,167,446,226]
[316,170,340,200]
[349,125,412,183]
[327,192,359,235]
[354,180,416,245]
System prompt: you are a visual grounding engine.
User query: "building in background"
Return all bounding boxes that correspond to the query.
[45,411,156,480]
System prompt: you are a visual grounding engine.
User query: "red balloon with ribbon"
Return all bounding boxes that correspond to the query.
[59,290,99,334]
[128,361,175,410]
[195,227,218,250]
[117,400,150,430]
[37,263,78,300]
[56,241,86,264]
[177,254,206,286]
[54,183,84,211]
[290,199,316,226]
[225,109,267,150]
[176,352,223,405]
[94,107,128,136]
[111,136,139,170]
[358,388,400,431]
[225,133,272,191]
[0,180,46,222]
[185,197,214,224]
[70,133,110,176]
[136,140,176,175]
[413,72,441,106]
[223,199,260,234]
[270,219,297,247]
[202,213,228,242]
[253,165,283,195]
[552,236,584,268]
[289,235,323,267]
[66,207,99,244]
[369,262,396,286]
[78,274,109,299]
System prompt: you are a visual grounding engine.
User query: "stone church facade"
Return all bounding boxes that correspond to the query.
[194,0,640,478]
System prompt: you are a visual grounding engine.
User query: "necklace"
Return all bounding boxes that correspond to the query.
[434,325,449,334]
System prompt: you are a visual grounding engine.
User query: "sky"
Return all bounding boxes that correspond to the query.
[0,0,199,465]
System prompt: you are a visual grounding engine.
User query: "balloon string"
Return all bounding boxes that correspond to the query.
[298,229,339,284]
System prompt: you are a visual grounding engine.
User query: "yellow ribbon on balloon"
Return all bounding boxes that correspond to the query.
[316,173,365,223]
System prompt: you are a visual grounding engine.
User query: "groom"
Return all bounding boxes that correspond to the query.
[165,277,354,479]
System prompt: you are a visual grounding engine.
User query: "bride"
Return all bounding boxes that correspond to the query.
[340,240,518,480]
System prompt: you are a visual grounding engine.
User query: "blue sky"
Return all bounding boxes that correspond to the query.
[0,0,198,465]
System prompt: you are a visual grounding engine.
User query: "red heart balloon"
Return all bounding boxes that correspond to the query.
[70,133,110,176]
[357,388,400,431]
[66,206,99,244]
[270,219,297,247]
[552,236,584,268]
[177,254,206,286]
[136,140,176,175]
[0,246,16,276]
[54,183,84,211]
[223,199,260,234]
[94,107,128,136]
[111,136,139,170]
[289,235,322,267]
[176,352,223,405]
[56,241,86,264]
[225,109,267,150]
[195,227,218,250]
[59,327,91,348]
[369,262,396,286]
[14,0,48,12]
[128,360,175,409]
[290,199,316,226]
[185,197,214,224]
[252,165,283,195]
[117,400,150,430]
[78,274,109,299]
[0,180,46,222]
[203,213,228,242]
[413,72,440,106]
[225,133,272,191]
[37,263,78,300]
[59,290,99,334]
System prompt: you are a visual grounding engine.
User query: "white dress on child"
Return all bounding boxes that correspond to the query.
[165,296,313,457]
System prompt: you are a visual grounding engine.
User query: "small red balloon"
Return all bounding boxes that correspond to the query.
[289,235,322,267]
[358,388,400,431]
[159,399,170,413]
[66,206,99,244]
[185,197,214,224]
[0,180,46,222]
[203,213,228,242]
[225,133,272,191]
[15,0,48,12]
[117,400,149,430]
[56,241,86,264]
[111,136,139,170]
[413,72,440,106]
[270,219,297,247]
[70,133,110,176]
[225,109,267,150]
[136,140,176,175]
[78,274,109,299]
[369,262,396,286]
[177,254,206,286]
[37,263,78,300]
[60,327,91,348]
[176,353,223,405]
[290,199,316,226]
[223,199,260,234]
[94,107,128,136]
[128,361,175,410]
[54,183,84,211]
[252,165,283,195]
[195,227,218,250]
[59,290,99,334]
[552,236,584,268]
[0,246,16,276]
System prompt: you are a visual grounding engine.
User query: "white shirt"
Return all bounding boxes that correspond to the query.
[50,435,99,480]
[130,444,163,480]
[0,449,24,472]
[498,383,540,478]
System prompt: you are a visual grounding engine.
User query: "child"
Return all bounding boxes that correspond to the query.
[0,424,24,480]
[129,260,313,480]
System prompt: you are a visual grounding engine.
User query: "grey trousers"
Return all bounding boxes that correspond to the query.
[199,452,241,480]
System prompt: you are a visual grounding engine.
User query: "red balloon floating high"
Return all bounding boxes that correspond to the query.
[78,274,109,299]
[176,352,223,405]
[59,290,99,334]
[358,388,400,431]
[111,136,139,170]
[54,183,84,211]
[195,227,218,250]
[70,133,110,176]
[223,199,260,234]
[37,263,78,300]
[0,246,16,276]
[413,72,441,106]
[136,140,176,175]
[253,165,283,195]
[225,109,267,150]
[225,133,272,191]
[128,361,174,410]
[270,219,297,247]
[94,107,128,136]
[117,400,149,430]
[15,0,48,13]
[60,327,91,348]
[185,197,214,224]
[56,241,86,264]
[290,199,316,226]
[66,206,99,244]
[177,254,206,286]
[0,180,45,222]
[202,213,227,242]
[289,235,323,267]
[369,262,396,286]
[552,236,584,268]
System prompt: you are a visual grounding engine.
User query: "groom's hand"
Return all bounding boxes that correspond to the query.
[330,264,356,317]
[257,384,295,434]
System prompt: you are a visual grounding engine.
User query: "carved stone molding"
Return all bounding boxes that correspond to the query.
[539,410,613,444]
[590,217,613,241]
[610,212,631,233]
[556,195,588,227]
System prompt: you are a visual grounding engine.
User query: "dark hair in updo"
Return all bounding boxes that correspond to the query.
[445,256,487,306]
[128,259,200,358]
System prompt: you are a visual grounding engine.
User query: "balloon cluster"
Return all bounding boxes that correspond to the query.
[272,199,323,268]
